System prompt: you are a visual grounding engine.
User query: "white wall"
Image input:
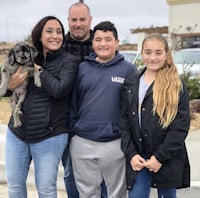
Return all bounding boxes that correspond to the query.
[137,32,148,52]
[168,1,200,35]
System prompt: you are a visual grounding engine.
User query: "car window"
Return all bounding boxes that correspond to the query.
[119,51,138,63]
[122,53,137,63]
[173,49,200,76]
[119,50,145,70]
[174,50,200,64]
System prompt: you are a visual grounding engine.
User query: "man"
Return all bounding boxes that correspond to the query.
[64,2,93,63]
[69,21,138,197]
[62,2,92,197]
[62,3,107,198]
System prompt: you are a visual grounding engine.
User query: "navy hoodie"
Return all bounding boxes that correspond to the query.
[70,51,138,142]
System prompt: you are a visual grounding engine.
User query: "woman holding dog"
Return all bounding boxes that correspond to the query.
[5,16,78,198]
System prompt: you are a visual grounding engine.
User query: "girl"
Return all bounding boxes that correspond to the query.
[120,33,190,198]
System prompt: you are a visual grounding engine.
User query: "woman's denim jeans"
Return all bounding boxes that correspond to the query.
[128,167,176,198]
[5,128,68,198]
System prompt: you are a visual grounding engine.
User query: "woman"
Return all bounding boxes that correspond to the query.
[119,33,190,198]
[5,16,78,197]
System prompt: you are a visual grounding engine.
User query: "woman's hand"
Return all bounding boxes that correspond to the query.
[8,66,28,91]
[143,155,162,173]
[130,154,146,171]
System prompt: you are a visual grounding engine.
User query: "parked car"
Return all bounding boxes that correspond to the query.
[119,50,144,70]
[173,48,200,76]
[119,50,140,64]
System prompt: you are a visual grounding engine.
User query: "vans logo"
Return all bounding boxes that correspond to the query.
[111,76,124,84]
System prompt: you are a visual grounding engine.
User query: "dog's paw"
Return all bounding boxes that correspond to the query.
[14,121,22,128]
[0,89,7,96]
[34,78,42,87]
[34,70,42,87]
[18,110,23,116]
[13,109,23,127]
[13,117,22,128]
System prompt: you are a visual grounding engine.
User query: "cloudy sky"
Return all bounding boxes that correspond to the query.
[0,0,169,44]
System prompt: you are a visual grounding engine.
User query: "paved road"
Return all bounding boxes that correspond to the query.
[0,183,67,198]
[1,183,200,198]
[150,187,200,198]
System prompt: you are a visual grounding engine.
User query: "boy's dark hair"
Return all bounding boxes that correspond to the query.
[92,21,118,40]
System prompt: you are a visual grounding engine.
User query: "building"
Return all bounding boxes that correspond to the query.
[130,0,200,51]
[130,26,168,51]
[167,0,200,49]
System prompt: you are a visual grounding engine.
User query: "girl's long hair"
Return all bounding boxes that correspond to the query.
[143,33,183,128]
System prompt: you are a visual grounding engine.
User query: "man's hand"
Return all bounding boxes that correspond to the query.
[130,154,146,171]
[8,67,28,91]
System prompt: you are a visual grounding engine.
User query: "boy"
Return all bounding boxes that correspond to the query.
[70,21,138,198]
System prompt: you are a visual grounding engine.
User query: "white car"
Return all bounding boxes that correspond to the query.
[119,50,140,65]
[173,48,200,76]
[119,50,144,69]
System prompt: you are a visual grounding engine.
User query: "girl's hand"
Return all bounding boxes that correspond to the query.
[143,155,162,173]
[130,154,146,171]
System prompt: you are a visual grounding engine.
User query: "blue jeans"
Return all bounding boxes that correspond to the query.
[5,128,68,198]
[62,146,79,198]
[129,168,176,198]
[62,145,107,198]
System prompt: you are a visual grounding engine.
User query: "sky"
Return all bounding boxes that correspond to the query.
[0,0,169,44]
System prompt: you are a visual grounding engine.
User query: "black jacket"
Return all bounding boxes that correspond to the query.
[64,31,93,63]
[119,69,190,190]
[8,48,78,143]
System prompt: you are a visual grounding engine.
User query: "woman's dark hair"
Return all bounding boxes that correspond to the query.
[31,16,65,53]
[92,21,118,40]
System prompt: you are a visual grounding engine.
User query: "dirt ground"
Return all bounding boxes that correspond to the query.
[0,99,11,125]
[0,99,200,131]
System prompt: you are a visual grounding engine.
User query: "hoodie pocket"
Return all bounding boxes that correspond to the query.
[74,119,118,141]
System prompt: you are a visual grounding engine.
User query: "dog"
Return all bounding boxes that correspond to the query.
[0,41,41,127]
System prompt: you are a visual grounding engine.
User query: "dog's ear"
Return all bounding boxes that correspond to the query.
[30,45,38,60]
[8,48,15,64]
